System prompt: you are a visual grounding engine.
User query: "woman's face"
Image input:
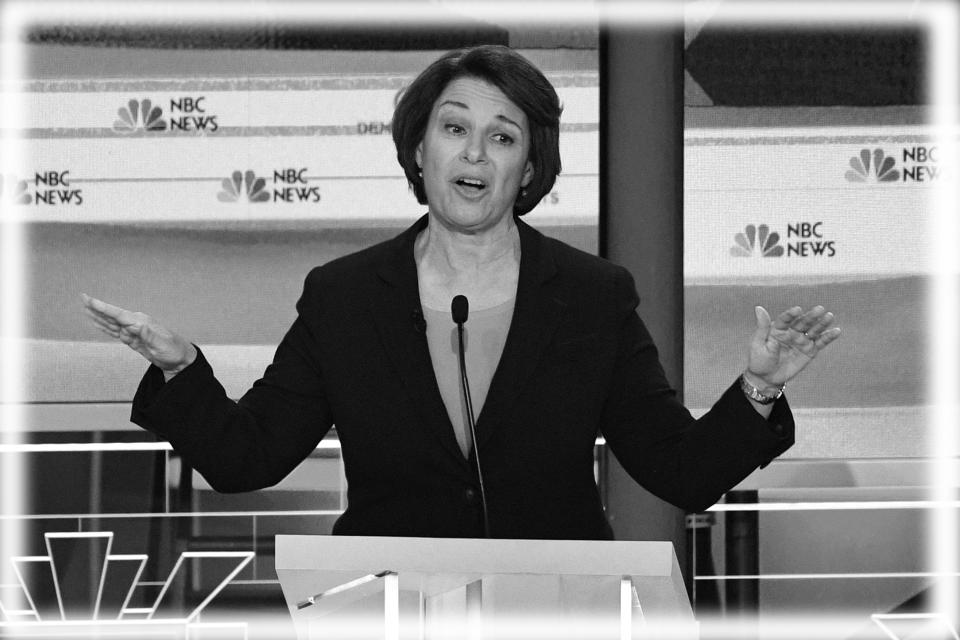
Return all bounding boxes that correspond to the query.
[416,76,533,234]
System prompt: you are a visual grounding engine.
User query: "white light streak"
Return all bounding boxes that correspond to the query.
[682,0,924,25]
[180,551,254,558]
[0,509,343,521]
[299,571,389,608]
[619,576,637,640]
[255,612,907,640]
[926,0,960,624]
[696,571,960,581]
[6,0,935,30]
[0,618,205,626]
[0,439,343,453]
[384,572,399,640]
[0,0,27,592]
[185,621,249,638]
[0,442,171,453]
[708,500,960,512]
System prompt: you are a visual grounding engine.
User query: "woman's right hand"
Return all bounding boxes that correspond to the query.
[82,293,197,378]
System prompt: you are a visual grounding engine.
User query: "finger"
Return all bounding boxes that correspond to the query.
[83,302,117,325]
[85,316,122,339]
[753,306,771,339]
[94,324,121,339]
[83,305,120,327]
[805,311,835,338]
[87,313,121,335]
[771,306,803,330]
[84,295,136,324]
[791,305,825,332]
[814,327,841,349]
[84,296,125,323]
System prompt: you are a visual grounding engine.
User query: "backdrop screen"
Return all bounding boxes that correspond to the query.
[16,45,598,406]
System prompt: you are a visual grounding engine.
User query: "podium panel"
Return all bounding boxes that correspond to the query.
[275,536,695,640]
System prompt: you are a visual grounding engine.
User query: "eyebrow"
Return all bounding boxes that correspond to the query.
[437,100,523,131]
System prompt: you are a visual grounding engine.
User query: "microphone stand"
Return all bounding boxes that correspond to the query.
[452,295,490,538]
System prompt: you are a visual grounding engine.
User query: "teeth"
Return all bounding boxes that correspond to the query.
[458,178,485,188]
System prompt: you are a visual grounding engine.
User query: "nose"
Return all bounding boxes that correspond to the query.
[461,132,487,164]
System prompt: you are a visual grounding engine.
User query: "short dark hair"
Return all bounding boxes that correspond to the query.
[392,45,562,216]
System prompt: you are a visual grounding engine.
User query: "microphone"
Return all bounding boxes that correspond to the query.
[451,294,490,538]
[451,295,469,325]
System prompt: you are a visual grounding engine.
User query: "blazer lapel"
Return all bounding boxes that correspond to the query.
[371,215,470,468]
[475,217,565,449]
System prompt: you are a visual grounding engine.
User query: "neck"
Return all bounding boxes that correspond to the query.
[416,212,520,276]
[415,212,521,310]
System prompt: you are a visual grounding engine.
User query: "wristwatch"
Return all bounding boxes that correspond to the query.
[739,373,785,405]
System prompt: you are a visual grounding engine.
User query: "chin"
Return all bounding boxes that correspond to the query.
[436,208,497,230]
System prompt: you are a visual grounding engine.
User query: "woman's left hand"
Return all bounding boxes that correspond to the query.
[747,305,841,388]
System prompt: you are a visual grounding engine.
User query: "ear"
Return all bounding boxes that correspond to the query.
[415,142,423,170]
[520,160,533,188]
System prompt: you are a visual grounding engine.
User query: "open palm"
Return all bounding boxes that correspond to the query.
[82,293,196,374]
[748,305,841,387]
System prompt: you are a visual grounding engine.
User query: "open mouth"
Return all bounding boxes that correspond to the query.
[454,177,487,193]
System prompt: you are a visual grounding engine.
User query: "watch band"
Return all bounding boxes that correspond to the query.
[739,374,785,405]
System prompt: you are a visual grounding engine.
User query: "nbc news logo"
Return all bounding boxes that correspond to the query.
[845,146,941,183]
[732,223,835,258]
[218,169,322,204]
[845,148,899,183]
[218,170,270,203]
[1,173,83,207]
[113,97,219,133]
[112,99,167,133]
[0,174,32,205]
[730,224,784,257]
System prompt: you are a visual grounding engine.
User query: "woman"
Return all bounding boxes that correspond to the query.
[83,45,839,540]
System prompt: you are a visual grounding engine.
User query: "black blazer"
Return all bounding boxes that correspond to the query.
[132,214,793,540]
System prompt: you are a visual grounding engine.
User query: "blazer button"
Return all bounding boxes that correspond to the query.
[464,488,479,505]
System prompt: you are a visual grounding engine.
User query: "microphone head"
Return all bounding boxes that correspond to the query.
[451,295,469,325]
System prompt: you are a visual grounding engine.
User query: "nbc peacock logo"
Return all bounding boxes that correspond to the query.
[730,224,784,257]
[112,99,167,133]
[845,148,899,183]
[0,174,32,205]
[217,170,270,203]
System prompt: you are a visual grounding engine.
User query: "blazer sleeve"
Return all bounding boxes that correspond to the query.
[130,269,335,492]
[598,266,794,513]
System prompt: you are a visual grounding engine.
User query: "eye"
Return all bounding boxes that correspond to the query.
[492,133,514,145]
[444,123,466,135]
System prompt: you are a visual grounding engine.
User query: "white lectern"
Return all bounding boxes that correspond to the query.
[276,536,695,640]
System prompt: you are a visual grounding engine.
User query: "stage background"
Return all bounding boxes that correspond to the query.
[682,13,946,631]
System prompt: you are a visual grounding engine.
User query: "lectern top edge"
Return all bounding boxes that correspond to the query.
[275,535,678,577]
